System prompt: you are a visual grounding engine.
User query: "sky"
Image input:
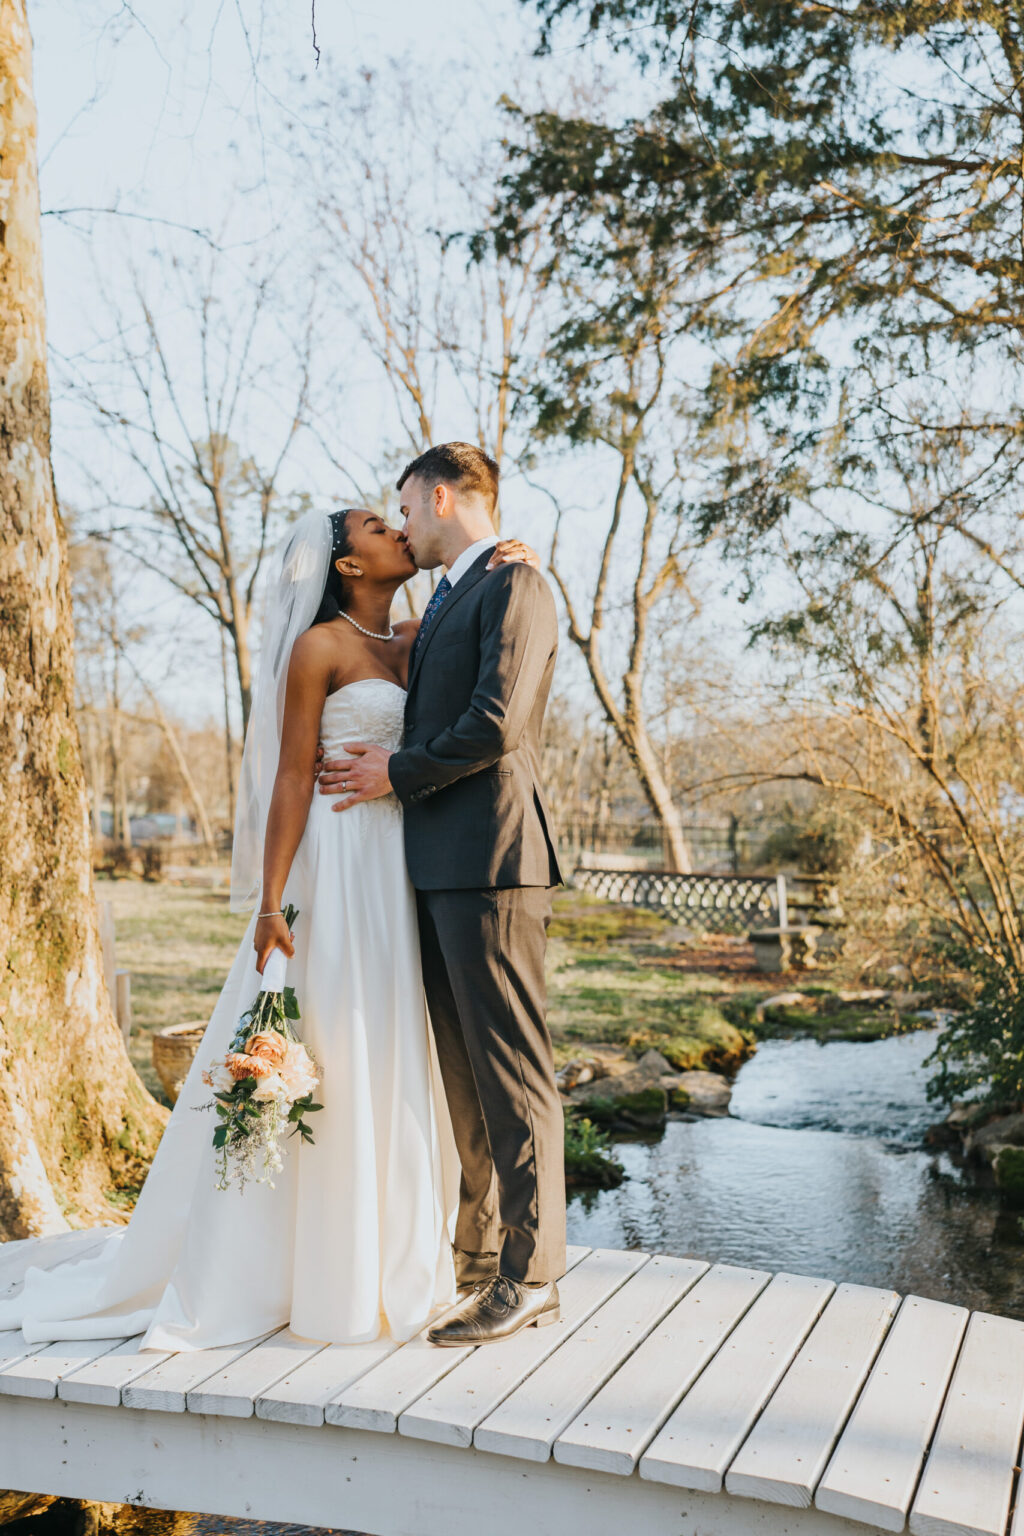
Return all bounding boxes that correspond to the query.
[29,0,752,729]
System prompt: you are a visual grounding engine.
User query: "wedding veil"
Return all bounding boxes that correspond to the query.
[230,509,332,913]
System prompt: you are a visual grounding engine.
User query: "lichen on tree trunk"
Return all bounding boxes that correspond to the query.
[0,0,166,1241]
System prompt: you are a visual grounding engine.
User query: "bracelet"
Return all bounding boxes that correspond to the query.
[257,910,285,918]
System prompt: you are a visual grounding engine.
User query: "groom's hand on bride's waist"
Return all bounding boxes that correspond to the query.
[319,742,394,809]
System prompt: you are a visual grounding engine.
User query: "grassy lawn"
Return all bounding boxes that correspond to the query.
[102,877,248,1104]
[547,893,938,1062]
[547,902,753,1073]
[105,879,935,1110]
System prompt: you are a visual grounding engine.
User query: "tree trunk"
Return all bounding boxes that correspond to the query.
[108,628,130,846]
[109,705,130,847]
[627,725,692,873]
[220,626,236,829]
[566,629,695,873]
[230,613,253,735]
[83,707,104,840]
[0,0,166,1241]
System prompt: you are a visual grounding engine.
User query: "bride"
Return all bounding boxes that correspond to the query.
[0,507,537,1351]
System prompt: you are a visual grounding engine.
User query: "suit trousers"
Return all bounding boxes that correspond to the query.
[416,885,567,1285]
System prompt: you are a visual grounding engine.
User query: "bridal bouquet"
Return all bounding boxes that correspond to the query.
[202,904,322,1191]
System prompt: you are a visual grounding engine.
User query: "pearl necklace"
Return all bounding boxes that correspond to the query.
[337,609,395,642]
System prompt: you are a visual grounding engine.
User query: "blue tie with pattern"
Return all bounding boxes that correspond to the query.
[411,574,452,665]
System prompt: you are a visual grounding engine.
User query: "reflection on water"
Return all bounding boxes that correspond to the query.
[566,1030,1024,1317]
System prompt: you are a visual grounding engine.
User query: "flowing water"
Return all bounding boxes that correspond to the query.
[565,1029,1024,1317]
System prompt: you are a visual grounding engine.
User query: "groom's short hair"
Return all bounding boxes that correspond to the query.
[397,442,499,512]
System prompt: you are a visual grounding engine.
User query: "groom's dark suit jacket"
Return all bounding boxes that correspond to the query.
[388,549,563,891]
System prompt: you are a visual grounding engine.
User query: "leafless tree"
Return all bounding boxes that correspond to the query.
[69,531,216,850]
[536,304,710,871]
[304,64,554,535]
[68,253,314,732]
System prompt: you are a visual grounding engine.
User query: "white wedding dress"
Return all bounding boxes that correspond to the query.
[0,679,459,1351]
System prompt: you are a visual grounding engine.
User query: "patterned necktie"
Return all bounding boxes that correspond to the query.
[411,574,452,665]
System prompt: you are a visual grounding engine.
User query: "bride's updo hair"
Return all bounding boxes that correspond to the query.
[311,509,359,625]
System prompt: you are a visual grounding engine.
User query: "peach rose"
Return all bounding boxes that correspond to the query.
[225,1051,273,1080]
[245,1031,288,1069]
[279,1041,318,1100]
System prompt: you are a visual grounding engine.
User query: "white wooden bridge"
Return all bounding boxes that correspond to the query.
[1,1241,1023,1536]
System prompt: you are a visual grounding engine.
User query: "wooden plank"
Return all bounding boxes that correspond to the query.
[122,1331,278,1413]
[911,1310,1024,1536]
[59,1336,172,1408]
[726,1283,900,1507]
[0,1335,126,1400]
[639,1271,835,1492]
[256,1337,400,1426]
[0,1329,45,1375]
[468,1254,701,1459]
[403,1247,655,1449]
[327,1244,591,1435]
[815,1294,970,1533]
[187,1330,328,1418]
[554,1263,771,1476]
[325,1327,475,1434]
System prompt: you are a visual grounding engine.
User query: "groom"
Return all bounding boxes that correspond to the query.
[320,442,566,1345]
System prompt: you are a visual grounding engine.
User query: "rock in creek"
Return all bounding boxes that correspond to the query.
[580,1087,669,1132]
[670,1069,733,1117]
[569,1048,674,1105]
[966,1112,1024,1157]
[755,991,816,1023]
[568,1048,732,1126]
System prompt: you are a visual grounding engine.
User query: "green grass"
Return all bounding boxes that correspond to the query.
[547,895,753,1072]
[101,877,248,1104]
[548,901,670,945]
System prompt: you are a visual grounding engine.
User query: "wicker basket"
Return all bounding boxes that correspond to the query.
[152,1021,208,1104]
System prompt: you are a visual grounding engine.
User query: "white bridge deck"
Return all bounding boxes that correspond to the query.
[1,1242,1022,1536]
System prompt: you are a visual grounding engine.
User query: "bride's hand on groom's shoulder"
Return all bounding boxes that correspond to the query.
[319,742,394,810]
[487,538,540,571]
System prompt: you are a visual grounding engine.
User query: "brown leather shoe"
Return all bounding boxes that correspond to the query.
[454,1247,498,1299]
[427,1276,560,1346]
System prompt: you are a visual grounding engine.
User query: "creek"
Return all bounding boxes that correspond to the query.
[565,1029,1024,1317]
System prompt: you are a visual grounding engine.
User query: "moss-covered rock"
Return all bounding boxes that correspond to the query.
[626,1003,751,1073]
[992,1145,1024,1200]
[670,1070,732,1117]
[579,1087,668,1132]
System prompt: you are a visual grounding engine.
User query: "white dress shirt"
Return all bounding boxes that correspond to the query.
[445,535,499,589]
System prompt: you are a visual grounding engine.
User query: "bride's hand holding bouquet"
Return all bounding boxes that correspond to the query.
[201,902,322,1191]
[254,908,295,971]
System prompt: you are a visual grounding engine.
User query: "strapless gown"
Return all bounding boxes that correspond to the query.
[0,680,459,1350]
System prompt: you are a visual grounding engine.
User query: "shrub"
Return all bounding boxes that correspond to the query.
[927,942,1024,1110]
[564,1109,625,1189]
